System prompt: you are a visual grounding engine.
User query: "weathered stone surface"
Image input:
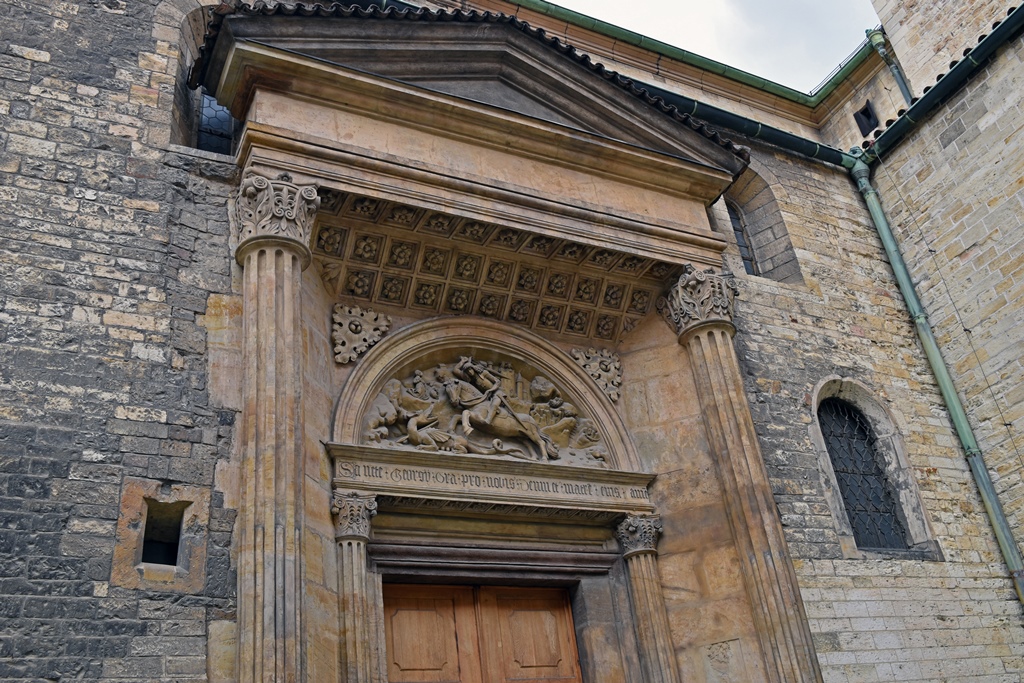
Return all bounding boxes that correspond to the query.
[3,1,1023,681]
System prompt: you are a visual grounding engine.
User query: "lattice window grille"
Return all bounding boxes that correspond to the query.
[197,89,235,155]
[727,202,757,276]
[818,397,908,550]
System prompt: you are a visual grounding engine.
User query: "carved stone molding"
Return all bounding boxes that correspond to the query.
[331,490,378,541]
[658,264,739,339]
[234,170,320,265]
[570,347,622,402]
[332,305,391,364]
[616,514,663,558]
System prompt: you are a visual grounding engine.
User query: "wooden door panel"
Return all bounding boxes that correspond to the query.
[479,587,582,683]
[383,585,482,683]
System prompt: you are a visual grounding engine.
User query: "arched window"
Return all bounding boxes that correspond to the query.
[818,397,907,549]
[809,377,942,560]
[712,165,804,284]
[196,89,237,155]
[726,202,758,276]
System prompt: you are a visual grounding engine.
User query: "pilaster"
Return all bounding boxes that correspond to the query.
[616,514,681,683]
[332,491,379,683]
[664,265,822,682]
[234,170,319,683]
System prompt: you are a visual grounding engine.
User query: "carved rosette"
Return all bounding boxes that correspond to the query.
[570,347,622,402]
[234,170,320,265]
[331,490,378,541]
[659,264,739,340]
[616,514,663,558]
[332,305,391,364]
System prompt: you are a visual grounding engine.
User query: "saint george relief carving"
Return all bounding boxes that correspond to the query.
[362,355,609,467]
[332,305,391,364]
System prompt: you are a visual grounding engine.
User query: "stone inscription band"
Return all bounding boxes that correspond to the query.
[328,445,655,516]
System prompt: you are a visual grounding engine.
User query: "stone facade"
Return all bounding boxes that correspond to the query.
[0,0,240,679]
[871,0,1012,97]
[0,1,1022,682]
[869,28,1024,577]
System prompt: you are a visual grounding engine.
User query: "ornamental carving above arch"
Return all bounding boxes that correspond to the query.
[331,318,642,473]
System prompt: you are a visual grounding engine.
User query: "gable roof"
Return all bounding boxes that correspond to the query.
[196,2,750,168]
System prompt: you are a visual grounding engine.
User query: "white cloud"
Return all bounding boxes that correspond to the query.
[542,0,880,92]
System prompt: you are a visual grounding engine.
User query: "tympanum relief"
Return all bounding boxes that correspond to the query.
[363,356,608,467]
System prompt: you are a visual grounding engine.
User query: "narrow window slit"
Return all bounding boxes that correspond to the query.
[142,499,190,566]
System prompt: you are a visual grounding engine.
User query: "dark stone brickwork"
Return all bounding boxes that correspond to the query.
[0,0,238,679]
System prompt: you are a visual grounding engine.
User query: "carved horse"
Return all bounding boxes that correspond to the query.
[452,400,555,461]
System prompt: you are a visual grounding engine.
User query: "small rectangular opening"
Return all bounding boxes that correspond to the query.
[142,499,190,566]
[853,100,880,137]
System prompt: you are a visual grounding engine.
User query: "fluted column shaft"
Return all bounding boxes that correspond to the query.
[665,266,821,683]
[332,491,379,683]
[234,171,319,683]
[616,515,680,683]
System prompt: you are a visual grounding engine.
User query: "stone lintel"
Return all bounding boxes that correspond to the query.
[326,443,655,521]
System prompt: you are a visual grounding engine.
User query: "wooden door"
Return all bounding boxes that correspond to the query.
[478,587,582,683]
[383,585,483,683]
[383,585,582,683]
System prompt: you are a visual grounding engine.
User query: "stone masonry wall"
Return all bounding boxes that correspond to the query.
[870,0,1012,97]
[870,30,1024,579]
[718,141,1024,682]
[819,66,906,160]
[0,0,238,679]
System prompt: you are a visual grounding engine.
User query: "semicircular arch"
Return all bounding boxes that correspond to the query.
[331,317,642,472]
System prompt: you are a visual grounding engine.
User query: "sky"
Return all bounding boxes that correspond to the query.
[545,0,881,93]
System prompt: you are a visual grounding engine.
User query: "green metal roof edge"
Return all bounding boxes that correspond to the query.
[508,0,874,107]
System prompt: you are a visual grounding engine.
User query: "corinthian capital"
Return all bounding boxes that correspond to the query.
[331,490,377,541]
[659,264,739,339]
[616,514,663,558]
[234,170,319,264]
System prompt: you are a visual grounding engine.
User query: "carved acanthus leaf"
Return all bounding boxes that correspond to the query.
[658,264,739,337]
[234,171,320,246]
[331,490,377,541]
[332,305,391,364]
[616,514,663,557]
[570,347,622,402]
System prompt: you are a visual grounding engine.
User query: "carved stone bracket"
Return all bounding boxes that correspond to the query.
[570,347,622,402]
[658,264,739,340]
[234,170,320,267]
[616,513,663,558]
[332,490,378,541]
[332,305,391,364]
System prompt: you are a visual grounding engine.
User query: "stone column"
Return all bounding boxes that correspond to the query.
[616,514,681,683]
[233,171,319,683]
[332,490,379,683]
[663,265,821,683]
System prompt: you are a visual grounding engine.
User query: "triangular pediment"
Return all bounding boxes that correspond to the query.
[203,6,747,176]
